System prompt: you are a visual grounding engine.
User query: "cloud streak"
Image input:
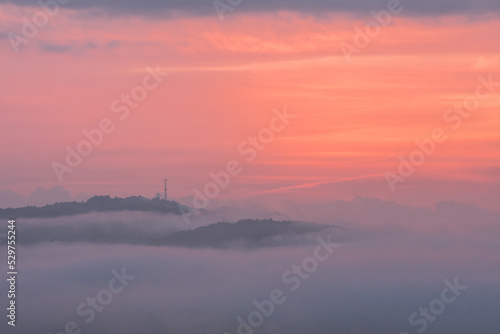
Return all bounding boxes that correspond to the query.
[1,0,500,17]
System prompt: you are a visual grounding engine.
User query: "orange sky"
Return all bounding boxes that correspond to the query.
[1,5,499,209]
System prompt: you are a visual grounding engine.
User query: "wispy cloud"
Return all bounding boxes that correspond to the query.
[1,0,500,17]
[257,173,385,194]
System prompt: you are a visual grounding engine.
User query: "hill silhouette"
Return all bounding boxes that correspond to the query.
[0,195,190,218]
[154,219,338,249]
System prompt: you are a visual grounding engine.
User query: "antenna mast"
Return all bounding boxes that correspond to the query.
[164,179,168,201]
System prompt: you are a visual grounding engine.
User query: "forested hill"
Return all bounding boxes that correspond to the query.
[0,195,189,218]
[154,219,338,248]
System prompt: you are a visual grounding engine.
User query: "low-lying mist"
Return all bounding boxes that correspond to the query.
[1,233,499,334]
[1,198,499,333]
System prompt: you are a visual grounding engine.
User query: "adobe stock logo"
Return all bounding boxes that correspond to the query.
[385,74,500,192]
[224,235,340,334]
[8,0,71,53]
[213,0,243,20]
[47,267,135,334]
[399,277,467,334]
[52,65,168,182]
[191,107,296,210]
[340,0,405,63]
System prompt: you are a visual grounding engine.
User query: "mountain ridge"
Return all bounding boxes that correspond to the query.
[0,195,190,218]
